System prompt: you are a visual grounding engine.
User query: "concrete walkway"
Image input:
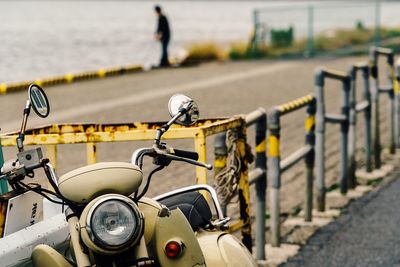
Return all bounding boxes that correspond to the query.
[282,169,400,267]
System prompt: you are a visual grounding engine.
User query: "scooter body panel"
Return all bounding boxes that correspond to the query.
[197,230,257,267]
[140,197,206,266]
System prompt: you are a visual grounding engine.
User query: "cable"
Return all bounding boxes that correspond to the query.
[135,165,164,201]
[17,181,66,205]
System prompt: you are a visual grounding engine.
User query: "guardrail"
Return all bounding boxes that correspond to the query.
[0,46,398,264]
[315,68,351,211]
[369,46,396,168]
[348,62,373,187]
[268,94,316,247]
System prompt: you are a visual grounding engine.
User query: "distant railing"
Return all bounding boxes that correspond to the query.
[252,2,398,58]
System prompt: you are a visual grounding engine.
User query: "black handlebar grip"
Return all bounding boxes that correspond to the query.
[173,149,199,161]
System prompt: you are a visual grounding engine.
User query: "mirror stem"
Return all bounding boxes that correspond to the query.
[154,110,186,147]
[17,100,31,152]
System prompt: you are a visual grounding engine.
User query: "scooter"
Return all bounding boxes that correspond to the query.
[0,85,257,266]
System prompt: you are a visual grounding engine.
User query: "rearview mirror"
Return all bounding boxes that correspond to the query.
[28,84,50,118]
[168,94,199,126]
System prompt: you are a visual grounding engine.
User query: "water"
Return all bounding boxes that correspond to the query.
[0,1,398,83]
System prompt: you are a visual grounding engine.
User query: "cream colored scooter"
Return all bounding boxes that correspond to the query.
[0,86,257,266]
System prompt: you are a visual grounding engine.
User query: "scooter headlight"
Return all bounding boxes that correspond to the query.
[86,196,143,249]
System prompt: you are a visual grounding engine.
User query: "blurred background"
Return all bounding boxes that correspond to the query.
[1,0,400,84]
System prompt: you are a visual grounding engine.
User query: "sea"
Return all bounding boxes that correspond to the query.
[1,1,399,83]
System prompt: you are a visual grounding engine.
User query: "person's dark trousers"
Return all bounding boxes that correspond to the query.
[160,39,170,67]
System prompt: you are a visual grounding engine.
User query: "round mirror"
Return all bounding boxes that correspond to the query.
[28,84,50,118]
[168,94,199,126]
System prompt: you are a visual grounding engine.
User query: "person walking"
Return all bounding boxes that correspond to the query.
[154,5,171,67]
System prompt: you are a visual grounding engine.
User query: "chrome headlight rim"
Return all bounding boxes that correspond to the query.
[86,195,143,250]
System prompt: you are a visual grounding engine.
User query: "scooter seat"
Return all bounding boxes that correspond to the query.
[159,191,212,231]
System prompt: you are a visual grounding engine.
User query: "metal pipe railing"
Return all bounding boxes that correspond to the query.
[369,46,396,169]
[395,59,400,148]
[315,68,351,212]
[348,63,373,189]
[268,95,315,247]
[280,145,312,173]
[246,108,267,261]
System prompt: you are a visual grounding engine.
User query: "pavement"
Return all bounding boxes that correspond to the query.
[282,167,400,267]
[0,56,393,212]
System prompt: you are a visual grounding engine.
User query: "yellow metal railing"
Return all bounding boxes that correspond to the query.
[1,117,242,185]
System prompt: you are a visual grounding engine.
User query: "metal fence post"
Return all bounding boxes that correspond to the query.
[236,123,252,252]
[315,68,351,208]
[349,63,372,184]
[395,61,400,148]
[0,137,7,194]
[86,142,97,165]
[374,0,381,45]
[304,99,316,221]
[370,50,382,169]
[348,66,357,188]
[315,70,326,211]
[388,55,396,154]
[370,47,396,168]
[306,5,314,57]
[214,132,227,215]
[254,111,267,260]
[194,131,208,185]
[340,77,351,194]
[268,109,281,247]
[252,9,260,54]
[361,66,373,172]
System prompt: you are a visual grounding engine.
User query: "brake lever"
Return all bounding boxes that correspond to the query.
[168,154,212,170]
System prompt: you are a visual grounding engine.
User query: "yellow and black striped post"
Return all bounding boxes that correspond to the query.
[304,99,316,222]
[236,123,252,252]
[253,110,267,259]
[268,108,281,247]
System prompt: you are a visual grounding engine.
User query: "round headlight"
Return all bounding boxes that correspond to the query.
[87,197,143,248]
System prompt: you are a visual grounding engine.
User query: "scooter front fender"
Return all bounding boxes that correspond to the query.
[32,244,73,267]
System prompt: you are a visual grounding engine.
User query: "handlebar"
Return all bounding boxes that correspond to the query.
[131,146,212,170]
[172,149,199,161]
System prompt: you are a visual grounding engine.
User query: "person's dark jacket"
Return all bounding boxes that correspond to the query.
[157,15,170,42]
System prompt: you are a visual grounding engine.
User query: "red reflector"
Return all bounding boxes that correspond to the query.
[165,241,182,258]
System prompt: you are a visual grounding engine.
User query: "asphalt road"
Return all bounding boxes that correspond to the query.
[283,170,400,267]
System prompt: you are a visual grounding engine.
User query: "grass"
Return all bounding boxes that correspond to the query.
[182,42,227,65]
[180,26,400,64]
